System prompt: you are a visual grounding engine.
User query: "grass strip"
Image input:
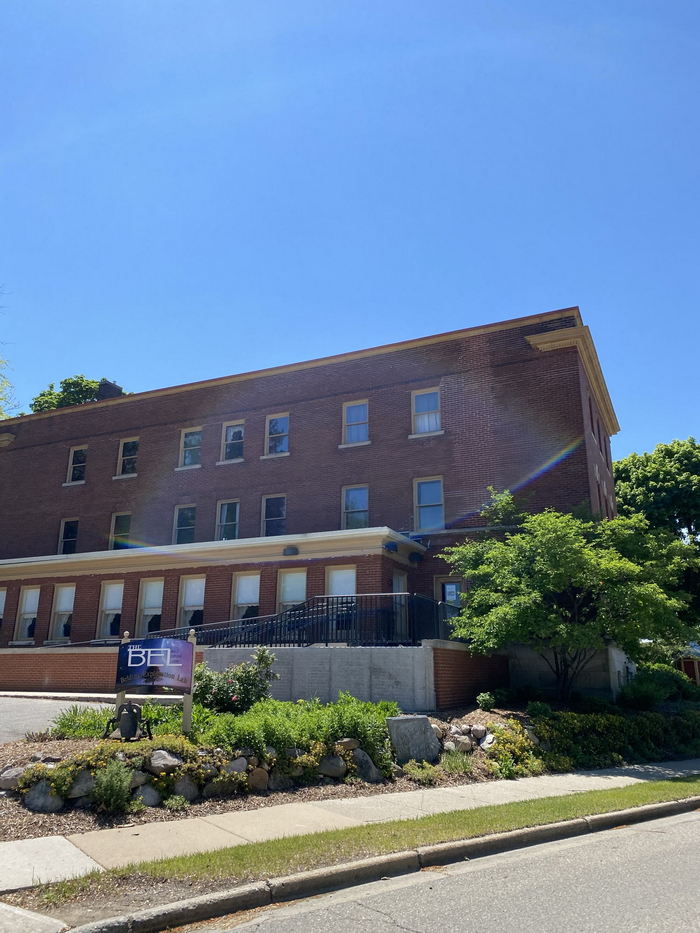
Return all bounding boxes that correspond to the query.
[38,774,700,906]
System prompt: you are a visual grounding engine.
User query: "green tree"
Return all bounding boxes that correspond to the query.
[30,375,103,412]
[614,438,700,543]
[443,509,694,703]
[0,356,12,419]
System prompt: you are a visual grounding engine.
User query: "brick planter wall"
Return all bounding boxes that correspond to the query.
[431,642,509,709]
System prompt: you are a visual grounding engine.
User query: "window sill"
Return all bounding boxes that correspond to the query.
[260,452,290,460]
[90,638,120,645]
[62,480,86,487]
[338,441,371,449]
[8,640,35,647]
[43,638,70,646]
[215,458,244,466]
[175,464,201,471]
[408,430,444,440]
[112,473,138,480]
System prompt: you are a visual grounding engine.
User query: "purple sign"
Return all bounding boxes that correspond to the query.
[116,637,194,694]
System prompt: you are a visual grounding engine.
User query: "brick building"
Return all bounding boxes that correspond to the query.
[0,307,618,650]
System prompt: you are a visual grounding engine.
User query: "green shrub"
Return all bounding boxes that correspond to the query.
[440,750,474,776]
[192,648,279,714]
[91,759,132,813]
[526,700,554,719]
[403,759,441,785]
[486,719,545,779]
[476,692,495,712]
[638,663,697,700]
[492,688,513,708]
[50,704,113,739]
[163,795,189,812]
[618,679,668,711]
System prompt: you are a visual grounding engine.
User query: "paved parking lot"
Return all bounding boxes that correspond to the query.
[0,697,109,743]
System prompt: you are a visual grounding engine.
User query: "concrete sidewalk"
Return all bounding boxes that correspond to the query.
[1,758,699,894]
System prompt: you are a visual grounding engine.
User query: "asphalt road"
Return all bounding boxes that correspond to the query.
[222,811,700,932]
[0,697,109,743]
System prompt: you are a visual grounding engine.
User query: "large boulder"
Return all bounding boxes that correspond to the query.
[386,715,441,764]
[134,784,162,807]
[351,748,384,783]
[25,780,63,813]
[470,723,487,740]
[222,757,247,774]
[0,765,26,791]
[267,769,293,792]
[335,738,360,751]
[67,769,95,799]
[130,770,149,789]
[453,735,474,754]
[147,750,183,774]
[173,775,200,802]
[248,768,270,792]
[318,755,347,779]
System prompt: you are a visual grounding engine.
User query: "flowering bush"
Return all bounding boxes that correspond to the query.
[192,648,279,714]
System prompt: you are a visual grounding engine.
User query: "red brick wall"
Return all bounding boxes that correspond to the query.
[0,314,593,561]
[433,646,509,709]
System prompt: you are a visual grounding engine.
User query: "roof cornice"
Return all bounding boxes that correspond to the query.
[526,325,620,435]
[3,308,582,426]
[0,527,425,581]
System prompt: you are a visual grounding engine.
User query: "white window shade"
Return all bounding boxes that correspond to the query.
[55,585,75,612]
[142,580,164,610]
[102,583,124,611]
[0,590,6,616]
[236,574,260,604]
[280,571,306,604]
[327,568,356,596]
[21,587,40,613]
[182,577,205,607]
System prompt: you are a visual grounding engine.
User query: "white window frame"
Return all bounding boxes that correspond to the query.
[173,504,197,545]
[178,575,206,628]
[114,437,139,478]
[340,400,370,447]
[136,578,164,635]
[262,413,290,458]
[218,420,245,464]
[110,512,132,550]
[97,581,124,639]
[231,572,261,621]
[277,569,307,613]
[414,476,445,531]
[177,427,203,469]
[410,388,442,437]
[50,583,76,641]
[14,586,41,641]
[216,499,240,541]
[341,484,369,529]
[261,494,287,536]
[58,518,79,555]
[64,445,87,485]
[0,588,5,625]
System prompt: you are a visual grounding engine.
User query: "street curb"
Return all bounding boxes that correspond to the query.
[66,794,700,933]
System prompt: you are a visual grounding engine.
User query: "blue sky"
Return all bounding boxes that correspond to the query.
[1,1,698,459]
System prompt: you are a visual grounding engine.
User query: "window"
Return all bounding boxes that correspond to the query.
[414,477,445,530]
[51,584,75,640]
[232,573,260,620]
[137,579,164,634]
[435,578,462,606]
[262,495,286,536]
[15,586,40,640]
[179,428,202,467]
[0,589,5,625]
[325,566,356,596]
[411,389,441,435]
[220,422,244,462]
[265,414,289,455]
[98,582,124,638]
[116,438,139,476]
[216,500,239,540]
[66,446,87,483]
[278,569,307,612]
[110,513,132,550]
[178,576,205,628]
[342,485,369,529]
[58,519,79,554]
[342,401,369,445]
[174,505,196,544]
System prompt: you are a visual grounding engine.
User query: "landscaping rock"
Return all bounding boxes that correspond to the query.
[247,756,259,768]
[386,715,441,764]
[524,727,540,746]
[202,781,222,799]
[391,763,405,778]
[173,775,200,802]
[289,764,304,778]
[148,750,183,774]
[449,724,463,736]
[265,746,278,759]
[223,757,247,774]
[335,737,360,751]
[25,780,63,813]
[318,755,347,779]
[235,748,255,758]
[431,723,445,740]
[200,761,219,780]
[443,741,456,753]
[479,733,496,750]
[134,784,162,807]
[267,770,293,792]
[471,724,487,740]
[453,735,474,754]
[0,765,26,791]
[130,770,149,789]
[351,748,383,783]
[248,768,270,792]
[67,769,95,799]
[73,795,93,810]
[285,747,304,758]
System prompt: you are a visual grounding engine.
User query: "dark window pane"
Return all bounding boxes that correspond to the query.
[183,447,201,466]
[178,507,196,527]
[176,527,196,544]
[224,440,243,460]
[265,518,285,536]
[113,514,131,536]
[183,431,201,449]
[72,448,87,465]
[267,434,289,454]
[345,510,369,529]
[122,441,139,458]
[264,497,286,519]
